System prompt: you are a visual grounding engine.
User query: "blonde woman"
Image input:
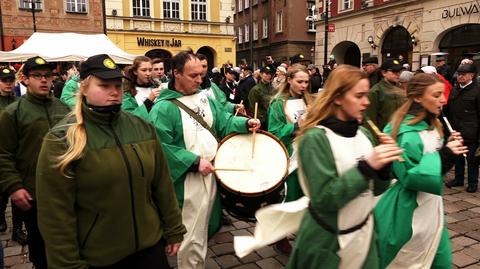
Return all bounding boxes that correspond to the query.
[288,65,402,269]
[36,54,186,269]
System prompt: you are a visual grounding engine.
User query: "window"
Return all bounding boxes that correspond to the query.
[133,0,150,17]
[19,0,43,10]
[238,0,243,12]
[341,0,352,11]
[238,27,243,44]
[244,0,249,9]
[307,2,316,31]
[65,0,87,13]
[253,0,258,5]
[275,11,283,33]
[244,24,250,42]
[191,0,207,21]
[253,21,258,40]
[262,17,268,38]
[163,0,180,19]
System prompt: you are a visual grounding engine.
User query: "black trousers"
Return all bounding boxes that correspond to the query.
[90,240,171,269]
[0,195,24,229]
[23,203,47,269]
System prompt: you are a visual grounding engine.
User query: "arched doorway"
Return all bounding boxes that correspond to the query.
[145,49,173,71]
[439,24,480,69]
[382,26,413,64]
[197,46,216,71]
[331,41,361,67]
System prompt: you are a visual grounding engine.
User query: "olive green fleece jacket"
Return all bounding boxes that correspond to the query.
[0,94,17,111]
[36,104,186,268]
[0,92,70,198]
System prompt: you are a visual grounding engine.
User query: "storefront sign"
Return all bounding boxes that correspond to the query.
[442,2,479,19]
[137,37,182,47]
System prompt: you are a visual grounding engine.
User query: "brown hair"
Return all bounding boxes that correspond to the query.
[123,56,151,96]
[390,73,444,139]
[298,65,368,137]
[274,64,313,112]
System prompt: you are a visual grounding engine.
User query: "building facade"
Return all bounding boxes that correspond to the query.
[0,0,104,51]
[234,0,316,68]
[105,0,236,70]
[315,0,480,70]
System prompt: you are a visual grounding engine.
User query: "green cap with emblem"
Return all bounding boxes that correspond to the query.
[80,54,123,80]
[0,67,16,80]
[23,56,54,75]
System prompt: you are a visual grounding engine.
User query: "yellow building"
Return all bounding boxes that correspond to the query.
[105,0,236,69]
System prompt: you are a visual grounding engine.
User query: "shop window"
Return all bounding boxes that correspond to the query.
[163,0,180,19]
[65,0,87,13]
[19,0,43,10]
[275,11,283,33]
[191,0,207,21]
[133,0,150,17]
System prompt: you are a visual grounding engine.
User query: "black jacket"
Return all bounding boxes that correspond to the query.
[444,81,480,144]
[309,73,323,93]
[237,75,256,111]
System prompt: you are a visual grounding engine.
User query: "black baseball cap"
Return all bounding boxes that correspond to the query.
[23,56,54,75]
[457,64,477,74]
[0,67,16,80]
[259,66,274,74]
[80,54,123,80]
[225,68,237,74]
[380,59,402,72]
[362,56,378,65]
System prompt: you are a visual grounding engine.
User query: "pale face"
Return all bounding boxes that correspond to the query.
[225,72,236,82]
[382,70,400,84]
[0,77,15,95]
[199,59,208,78]
[414,82,446,116]
[457,72,474,86]
[134,61,152,85]
[152,62,165,78]
[334,78,370,122]
[288,71,309,98]
[83,76,123,106]
[174,58,203,95]
[24,67,54,97]
[362,64,377,74]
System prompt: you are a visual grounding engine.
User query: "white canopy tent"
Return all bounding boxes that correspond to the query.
[0,32,137,64]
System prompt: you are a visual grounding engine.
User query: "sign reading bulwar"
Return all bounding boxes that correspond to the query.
[137,37,182,47]
[442,2,479,19]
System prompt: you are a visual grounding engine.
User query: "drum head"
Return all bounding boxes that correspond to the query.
[215,132,288,195]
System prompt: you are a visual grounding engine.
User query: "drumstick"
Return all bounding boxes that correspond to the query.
[442,114,467,158]
[234,100,243,116]
[366,120,405,162]
[214,168,253,172]
[252,102,258,158]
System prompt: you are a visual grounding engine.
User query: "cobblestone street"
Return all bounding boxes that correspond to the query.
[1,173,479,269]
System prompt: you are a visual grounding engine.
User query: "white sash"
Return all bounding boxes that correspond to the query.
[284,98,307,174]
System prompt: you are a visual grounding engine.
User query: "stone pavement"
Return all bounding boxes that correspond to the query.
[1,173,479,268]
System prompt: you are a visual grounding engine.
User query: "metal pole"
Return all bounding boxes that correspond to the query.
[102,0,107,34]
[0,1,5,51]
[324,0,328,66]
[31,0,37,32]
[249,0,253,65]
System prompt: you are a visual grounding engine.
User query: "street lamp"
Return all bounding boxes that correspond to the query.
[23,0,41,32]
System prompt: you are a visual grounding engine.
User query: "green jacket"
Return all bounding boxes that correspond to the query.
[287,127,390,269]
[366,79,406,130]
[375,116,448,269]
[268,97,297,155]
[0,92,70,198]
[0,94,17,111]
[148,87,249,206]
[248,81,274,127]
[121,91,151,119]
[60,75,80,107]
[36,104,186,269]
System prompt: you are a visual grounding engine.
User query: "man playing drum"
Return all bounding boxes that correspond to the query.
[148,50,260,269]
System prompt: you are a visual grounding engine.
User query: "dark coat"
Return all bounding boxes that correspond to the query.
[444,81,480,144]
[309,73,323,93]
[237,75,256,112]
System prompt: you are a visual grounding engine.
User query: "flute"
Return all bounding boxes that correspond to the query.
[442,114,467,158]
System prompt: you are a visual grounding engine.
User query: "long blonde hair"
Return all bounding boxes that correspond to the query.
[274,64,313,104]
[56,77,91,176]
[389,73,444,140]
[298,65,368,137]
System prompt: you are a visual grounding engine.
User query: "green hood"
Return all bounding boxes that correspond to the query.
[384,114,432,137]
[157,87,185,101]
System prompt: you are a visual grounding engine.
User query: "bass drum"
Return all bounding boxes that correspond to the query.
[214,130,289,220]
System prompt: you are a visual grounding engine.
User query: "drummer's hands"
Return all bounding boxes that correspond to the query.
[165,242,181,256]
[198,158,215,176]
[247,119,261,132]
[235,103,246,115]
[366,144,403,170]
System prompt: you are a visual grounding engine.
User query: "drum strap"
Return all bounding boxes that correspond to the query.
[308,202,371,235]
[170,99,220,142]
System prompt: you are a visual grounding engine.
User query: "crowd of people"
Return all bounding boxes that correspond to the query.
[0,49,478,269]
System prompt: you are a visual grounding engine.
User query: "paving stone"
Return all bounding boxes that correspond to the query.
[214,232,234,244]
[470,207,480,214]
[230,229,252,236]
[256,257,284,269]
[449,229,460,237]
[450,223,474,235]
[3,245,23,256]
[445,203,467,214]
[463,244,480,260]
[449,212,471,222]
[239,252,262,263]
[274,254,290,266]
[256,246,277,258]
[206,258,221,269]
[219,225,235,233]
[465,198,480,206]
[452,252,478,267]
[446,215,459,224]
[444,195,463,202]
[232,264,261,269]
[211,242,235,256]
[233,221,251,229]
[455,200,478,209]
[451,242,465,252]
[10,263,34,269]
[215,254,241,268]
[463,209,480,218]
[452,236,478,247]
[466,230,480,241]
[471,217,480,225]
[465,264,480,269]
